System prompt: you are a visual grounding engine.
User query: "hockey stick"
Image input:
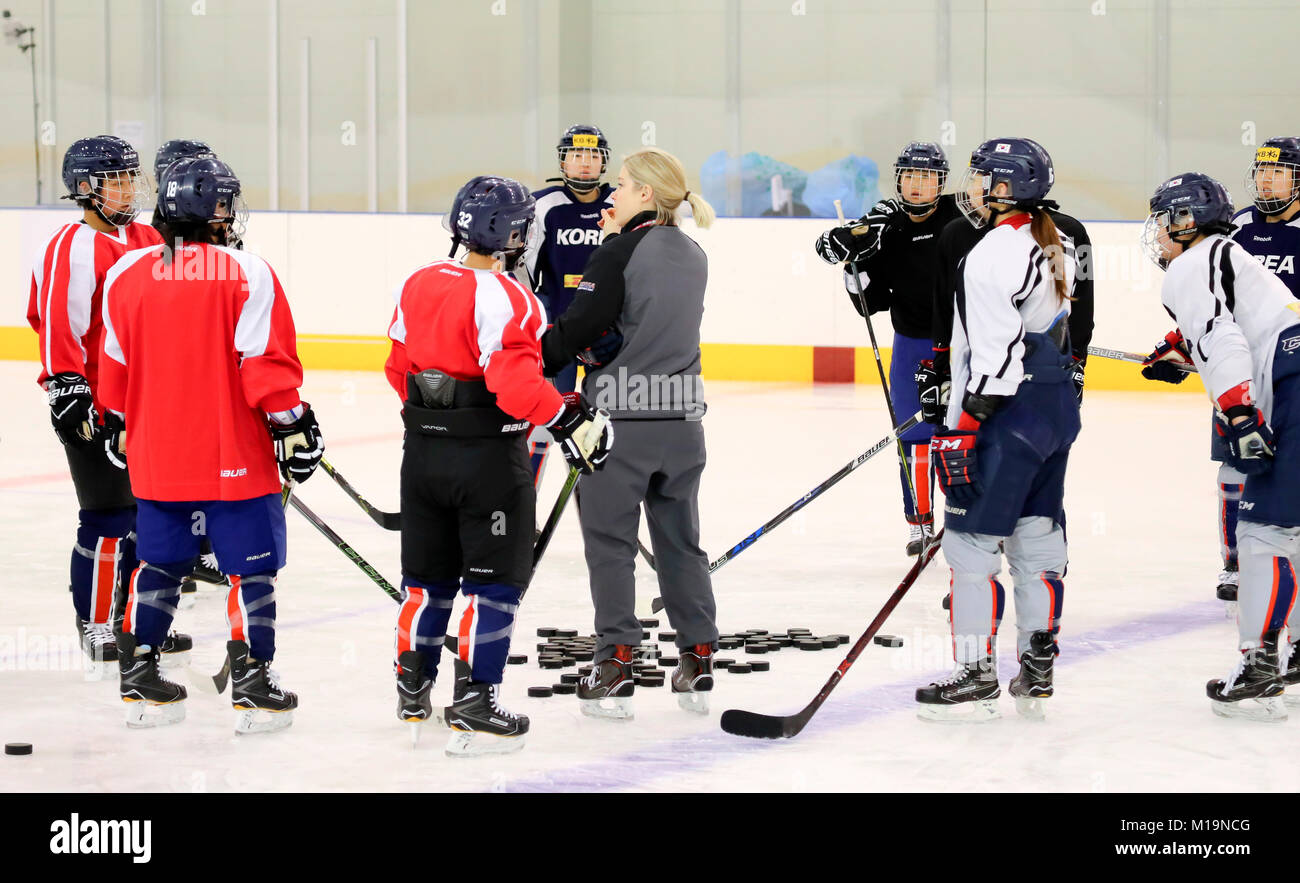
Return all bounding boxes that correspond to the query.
[1086,345,1198,373]
[720,527,944,739]
[835,199,921,520]
[320,458,402,530]
[649,411,923,614]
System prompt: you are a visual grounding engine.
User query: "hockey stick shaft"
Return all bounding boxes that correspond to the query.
[1086,344,1197,373]
[320,458,402,531]
[719,528,944,739]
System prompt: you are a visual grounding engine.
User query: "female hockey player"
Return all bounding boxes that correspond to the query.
[522,125,616,482]
[918,138,1080,722]
[99,156,321,732]
[540,147,719,719]
[1140,172,1300,721]
[25,135,192,666]
[384,175,612,755]
[1143,138,1300,611]
[814,141,959,555]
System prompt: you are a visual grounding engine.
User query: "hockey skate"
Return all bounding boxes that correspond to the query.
[578,645,636,720]
[1283,641,1300,707]
[1215,559,1239,619]
[179,553,227,610]
[77,615,118,664]
[119,633,186,728]
[443,675,529,757]
[671,644,714,714]
[1008,631,1057,721]
[1207,632,1286,722]
[906,519,936,558]
[396,650,437,747]
[228,640,298,734]
[915,658,1001,722]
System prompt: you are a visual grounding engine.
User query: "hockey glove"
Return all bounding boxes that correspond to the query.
[1214,381,1274,475]
[577,328,624,368]
[1069,357,1085,404]
[548,392,614,474]
[269,405,324,484]
[102,411,126,470]
[46,372,97,447]
[914,357,951,425]
[932,413,981,508]
[1141,330,1192,385]
[814,226,857,265]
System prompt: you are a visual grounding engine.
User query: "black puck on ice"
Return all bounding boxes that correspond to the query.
[787,628,811,636]
[832,635,850,646]
[718,639,742,650]
[527,686,553,698]
[555,628,579,638]
[539,658,565,670]
[572,650,594,661]
[560,673,582,684]
[744,643,769,655]
[507,654,528,665]
[818,637,839,649]
[639,618,659,628]
[714,658,736,669]
[728,663,753,674]
[749,660,770,672]
[660,656,679,668]
[537,627,558,638]
[552,683,577,695]
[578,666,593,677]
[873,635,904,648]
[5,743,32,756]
[658,631,677,642]
[635,676,664,688]
[797,640,822,651]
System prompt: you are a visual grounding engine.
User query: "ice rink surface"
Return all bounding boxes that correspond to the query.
[2,361,1296,794]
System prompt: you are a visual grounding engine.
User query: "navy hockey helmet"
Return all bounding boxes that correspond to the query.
[157,156,247,243]
[61,135,150,226]
[154,139,216,186]
[1245,136,1300,215]
[557,124,610,193]
[894,141,949,215]
[442,175,507,256]
[957,137,1055,227]
[1141,172,1234,269]
[456,177,536,265]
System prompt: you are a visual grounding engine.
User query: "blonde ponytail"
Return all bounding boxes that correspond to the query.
[623,147,715,230]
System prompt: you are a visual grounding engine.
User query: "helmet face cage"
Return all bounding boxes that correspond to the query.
[1246,146,1300,215]
[215,193,249,245]
[894,165,948,214]
[557,128,609,193]
[1140,206,1196,269]
[956,166,991,228]
[84,166,152,227]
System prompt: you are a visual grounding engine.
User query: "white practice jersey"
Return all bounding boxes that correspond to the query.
[1161,233,1300,420]
[946,217,1077,427]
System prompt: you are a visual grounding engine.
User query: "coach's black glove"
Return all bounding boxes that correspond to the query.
[46,372,97,447]
[269,405,324,484]
[915,357,951,425]
[548,392,613,474]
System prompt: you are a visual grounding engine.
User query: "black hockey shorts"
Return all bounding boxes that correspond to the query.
[400,432,536,590]
[64,441,135,511]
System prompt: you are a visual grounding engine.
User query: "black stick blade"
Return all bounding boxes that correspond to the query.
[650,597,666,614]
[720,708,794,739]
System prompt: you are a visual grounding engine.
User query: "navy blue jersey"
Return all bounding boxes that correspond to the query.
[1231,206,1300,299]
[522,183,614,318]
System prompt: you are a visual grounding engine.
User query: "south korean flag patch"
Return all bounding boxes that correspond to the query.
[994,143,1012,153]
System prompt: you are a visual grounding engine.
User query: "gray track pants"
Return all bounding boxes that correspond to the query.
[577,419,718,662]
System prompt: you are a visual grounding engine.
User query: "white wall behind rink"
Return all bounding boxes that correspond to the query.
[2,208,1172,353]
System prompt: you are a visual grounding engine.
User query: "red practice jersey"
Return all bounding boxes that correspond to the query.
[26,220,164,413]
[385,259,564,427]
[99,243,304,502]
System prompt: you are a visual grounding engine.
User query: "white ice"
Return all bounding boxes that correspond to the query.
[2,361,1295,793]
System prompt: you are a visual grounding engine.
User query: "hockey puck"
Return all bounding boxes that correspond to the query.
[660,656,679,668]
[641,631,651,641]
[572,650,594,661]
[560,673,582,684]
[555,628,579,638]
[5,743,32,756]
[539,658,565,670]
[578,666,594,677]
[818,637,839,649]
[728,663,753,674]
[537,627,558,638]
[760,641,782,652]
[832,635,850,646]
[658,630,677,642]
[797,640,822,651]
[714,658,736,669]
[744,643,769,655]
[507,654,528,665]
[718,639,742,650]
[743,628,769,636]
[639,618,659,628]
[552,683,577,695]
[787,628,812,636]
[749,660,770,672]
[873,635,904,648]
[527,686,553,698]
[635,676,664,688]
[561,656,576,667]
[775,636,794,647]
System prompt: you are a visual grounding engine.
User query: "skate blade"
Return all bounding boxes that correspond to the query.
[580,697,635,721]
[444,729,526,757]
[234,707,294,735]
[675,691,711,715]
[916,699,1001,724]
[124,697,186,728]
[1013,695,1048,721]
[1210,696,1287,722]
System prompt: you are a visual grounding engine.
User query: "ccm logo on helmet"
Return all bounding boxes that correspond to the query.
[557,228,601,246]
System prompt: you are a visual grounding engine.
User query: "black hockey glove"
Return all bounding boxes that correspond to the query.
[102,411,126,470]
[269,405,324,484]
[914,358,951,425]
[1069,357,1085,404]
[1215,409,1274,475]
[577,328,624,369]
[932,419,980,507]
[46,371,98,447]
[1140,330,1191,385]
[548,392,614,474]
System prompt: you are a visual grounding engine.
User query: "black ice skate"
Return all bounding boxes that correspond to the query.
[179,553,228,610]
[77,614,118,664]
[1216,558,1239,618]
[577,644,636,721]
[118,632,186,728]
[1008,631,1057,720]
[1207,631,1286,722]
[906,518,936,558]
[443,672,529,757]
[396,650,436,747]
[915,657,1000,722]
[671,644,714,714]
[228,640,298,734]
